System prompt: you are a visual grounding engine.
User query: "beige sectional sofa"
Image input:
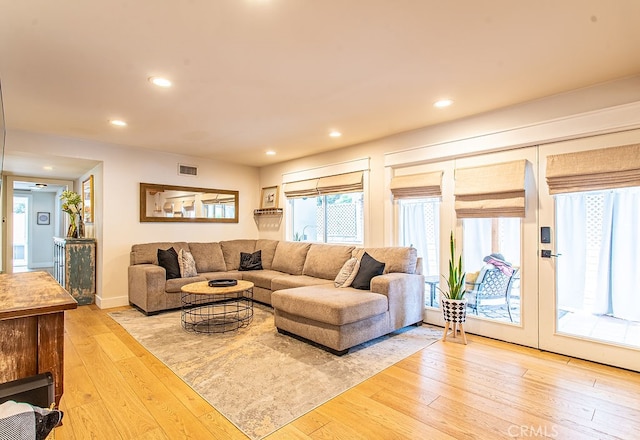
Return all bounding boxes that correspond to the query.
[128,239,425,354]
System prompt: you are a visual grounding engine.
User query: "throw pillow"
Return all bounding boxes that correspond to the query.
[157,247,181,280]
[334,257,358,288]
[239,250,263,271]
[178,249,198,278]
[351,252,385,290]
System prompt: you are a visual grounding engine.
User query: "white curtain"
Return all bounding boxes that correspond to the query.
[595,188,640,321]
[498,218,521,268]
[557,188,640,321]
[399,199,439,276]
[462,218,492,273]
[556,194,588,310]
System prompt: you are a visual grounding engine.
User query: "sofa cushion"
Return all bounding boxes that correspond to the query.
[351,252,385,290]
[271,285,388,326]
[165,276,207,293]
[239,250,263,271]
[187,242,226,273]
[131,242,190,265]
[302,244,355,280]
[271,242,311,275]
[158,247,181,279]
[240,269,285,290]
[352,247,418,274]
[178,249,198,278]
[201,271,243,281]
[271,274,333,291]
[220,240,257,270]
[255,239,279,270]
[334,257,359,288]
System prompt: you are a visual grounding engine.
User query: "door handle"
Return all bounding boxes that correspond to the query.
[541,250,562,258]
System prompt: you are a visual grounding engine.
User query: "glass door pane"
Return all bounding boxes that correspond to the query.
[554,188,640,348]
[463,218,521,324]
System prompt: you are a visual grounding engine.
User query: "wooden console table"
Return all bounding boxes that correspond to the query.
[0,271,78,407]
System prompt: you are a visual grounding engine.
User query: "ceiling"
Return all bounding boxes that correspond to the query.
[2,0,640,176]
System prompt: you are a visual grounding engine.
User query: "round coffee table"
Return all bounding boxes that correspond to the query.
[180,280,254,333]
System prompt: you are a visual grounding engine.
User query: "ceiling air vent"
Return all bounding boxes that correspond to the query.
[178,163,198,176]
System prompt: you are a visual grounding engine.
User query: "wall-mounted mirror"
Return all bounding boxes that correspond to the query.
[140,183,239,223]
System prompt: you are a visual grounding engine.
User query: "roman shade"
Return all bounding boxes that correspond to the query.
[316,171,363,195]
[546,143,640,194]
[202,197,234,204]
[454,160,527,218]
[283,178,319,198]
[284,172,364,198]
[183,200,195,211]
[162,202,173,213]
[390,171,443,199]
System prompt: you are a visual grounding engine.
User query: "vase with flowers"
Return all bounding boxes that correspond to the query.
[60,190,83,238]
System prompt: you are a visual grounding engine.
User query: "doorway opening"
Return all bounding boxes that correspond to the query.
[13,195,29,271]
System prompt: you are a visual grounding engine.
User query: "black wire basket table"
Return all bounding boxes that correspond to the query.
[180,280,254,334]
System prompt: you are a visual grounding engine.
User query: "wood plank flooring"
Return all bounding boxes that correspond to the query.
[54,305,640,439]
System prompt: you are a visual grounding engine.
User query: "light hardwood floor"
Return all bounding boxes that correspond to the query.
[54,305,640,439]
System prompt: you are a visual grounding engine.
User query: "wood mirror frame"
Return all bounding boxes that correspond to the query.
[140,182,239,223]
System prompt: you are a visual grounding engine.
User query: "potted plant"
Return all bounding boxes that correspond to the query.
[438,231,468,343]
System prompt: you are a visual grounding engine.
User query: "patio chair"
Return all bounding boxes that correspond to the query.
[465,265,520,322]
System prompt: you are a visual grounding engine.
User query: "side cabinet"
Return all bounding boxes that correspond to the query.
[53,237,96,305]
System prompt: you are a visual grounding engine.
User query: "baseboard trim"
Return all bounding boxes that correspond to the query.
[95,294,130,310]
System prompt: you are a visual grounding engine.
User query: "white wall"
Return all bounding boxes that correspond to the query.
[258,76,640,247]
[29,190,57,267]
[6,131,260,308]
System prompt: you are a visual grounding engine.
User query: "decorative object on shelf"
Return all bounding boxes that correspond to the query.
[78,215,86,238]
[438,231,468,344]
[260,185,279,209]
[82,175,94,223]
[59,190,82,238]
[36,211,50,225]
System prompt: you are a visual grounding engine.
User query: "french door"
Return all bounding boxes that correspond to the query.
[539,129,640,372]
[424,147,540,349]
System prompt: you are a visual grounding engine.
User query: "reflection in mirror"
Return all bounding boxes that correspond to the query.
[140,183,238,223]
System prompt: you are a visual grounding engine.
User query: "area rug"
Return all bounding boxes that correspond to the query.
[109,304,441,439]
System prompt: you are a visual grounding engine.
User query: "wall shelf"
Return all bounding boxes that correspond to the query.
[253,208,283,216]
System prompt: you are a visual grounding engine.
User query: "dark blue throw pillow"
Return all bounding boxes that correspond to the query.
[157,247,181,279]
[351,252,385,290]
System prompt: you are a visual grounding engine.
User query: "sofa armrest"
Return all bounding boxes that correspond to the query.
[370,273,425,330]
[128,264,167,313]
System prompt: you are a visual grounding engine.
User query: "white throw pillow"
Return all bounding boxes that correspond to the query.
[178,249,198,278]
[334,257,359,288]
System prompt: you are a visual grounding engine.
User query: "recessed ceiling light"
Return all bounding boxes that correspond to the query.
[149,77,172,87]
[434,99,453,108]
[43,166,53,171]
[110,119,127,127]
[329,131,342,138]
[266,150,276,156]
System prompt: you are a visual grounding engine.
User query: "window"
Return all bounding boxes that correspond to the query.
[290,193,363,244]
